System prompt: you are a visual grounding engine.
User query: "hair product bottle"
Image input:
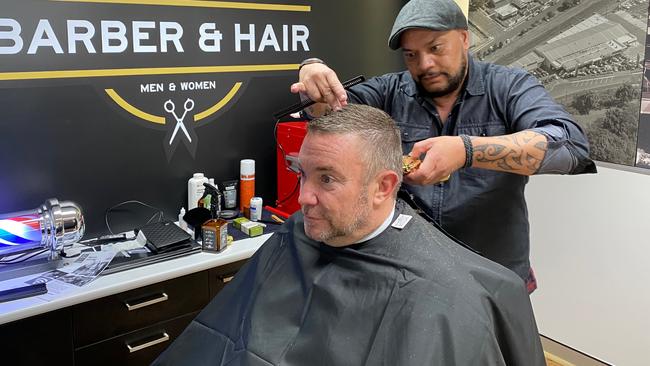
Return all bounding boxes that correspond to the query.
[239,159,255,217]
[188,173,209,210]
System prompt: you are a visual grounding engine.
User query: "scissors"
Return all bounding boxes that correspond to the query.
[164,98,194,145]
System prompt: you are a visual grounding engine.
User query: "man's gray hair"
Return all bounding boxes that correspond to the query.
[307,104,403,191]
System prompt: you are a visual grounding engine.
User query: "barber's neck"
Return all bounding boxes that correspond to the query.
[432,92,460,124]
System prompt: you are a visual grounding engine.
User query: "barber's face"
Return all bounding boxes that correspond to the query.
[401,28,469,98]
[297,132,372,246]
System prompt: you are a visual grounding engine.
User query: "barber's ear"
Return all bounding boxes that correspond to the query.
[372,170,400,205]
[459,29,470,50]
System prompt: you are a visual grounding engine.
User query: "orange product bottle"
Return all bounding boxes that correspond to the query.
[240,159,255,216]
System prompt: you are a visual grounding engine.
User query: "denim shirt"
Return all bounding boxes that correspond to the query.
[347,55,596,280]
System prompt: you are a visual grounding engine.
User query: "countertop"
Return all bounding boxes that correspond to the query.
[0,233,271,325]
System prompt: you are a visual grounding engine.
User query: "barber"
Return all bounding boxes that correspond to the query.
[290,0,596,291]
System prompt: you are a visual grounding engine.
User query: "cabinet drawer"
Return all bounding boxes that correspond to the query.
[75,311,197,366]
[208,259,247,298]
[74,271,209,347]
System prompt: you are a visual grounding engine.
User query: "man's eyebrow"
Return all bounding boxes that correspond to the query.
[315,166,336,172]
[294,163,336,174]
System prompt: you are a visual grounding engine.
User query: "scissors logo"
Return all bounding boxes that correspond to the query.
[164,98,195,145]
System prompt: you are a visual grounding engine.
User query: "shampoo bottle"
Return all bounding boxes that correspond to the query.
[188,173,209,210]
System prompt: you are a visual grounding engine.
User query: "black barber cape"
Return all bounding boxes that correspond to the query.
[153,199,545,365]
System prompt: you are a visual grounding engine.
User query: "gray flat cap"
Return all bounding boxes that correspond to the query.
[388,0,468,50]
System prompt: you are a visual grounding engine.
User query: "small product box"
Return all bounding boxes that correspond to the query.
[201,219,228,252]
[233,217,249,230]
[240,221,264,237]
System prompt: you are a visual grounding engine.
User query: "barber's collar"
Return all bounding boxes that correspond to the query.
[399,53,485,99]
[352,202,396,244]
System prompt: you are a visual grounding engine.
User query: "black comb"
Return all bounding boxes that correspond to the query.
[273,75,365,120]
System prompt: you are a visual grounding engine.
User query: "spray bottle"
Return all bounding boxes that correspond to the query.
[198,183,228,252]
[198,182,222,219]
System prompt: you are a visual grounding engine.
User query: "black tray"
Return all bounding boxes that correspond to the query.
[102,240,201,276]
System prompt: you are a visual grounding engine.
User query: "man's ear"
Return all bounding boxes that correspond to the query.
[372,170,400,205]
[458,29,470,51]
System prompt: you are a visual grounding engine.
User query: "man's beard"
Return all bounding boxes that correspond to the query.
[307,186,371,243]
[417,54,467,98]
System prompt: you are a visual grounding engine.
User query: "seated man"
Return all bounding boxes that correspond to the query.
[153,104,545,365]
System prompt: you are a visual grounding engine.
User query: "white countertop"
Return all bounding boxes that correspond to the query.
[0,234,270,325]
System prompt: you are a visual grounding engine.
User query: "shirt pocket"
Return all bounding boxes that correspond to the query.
[395,122,431,155]
[456,122,507,179]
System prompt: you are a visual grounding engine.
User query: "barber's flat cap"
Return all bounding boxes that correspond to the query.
[388,0,468,50]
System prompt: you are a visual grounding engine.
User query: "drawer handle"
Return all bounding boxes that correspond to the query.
[126,332,170,353]
[124,292,169,311]
[222,275,234,283]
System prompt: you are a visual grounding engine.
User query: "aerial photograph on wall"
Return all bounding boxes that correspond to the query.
[635,8,650,168]
[469,0,647,167]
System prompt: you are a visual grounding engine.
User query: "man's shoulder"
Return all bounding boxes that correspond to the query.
[473,56,527,74]
[362,70,412,87]
[472,57,534,84]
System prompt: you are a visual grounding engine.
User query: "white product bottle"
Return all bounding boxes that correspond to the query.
[188,173,209,210]
[178,207,187,230]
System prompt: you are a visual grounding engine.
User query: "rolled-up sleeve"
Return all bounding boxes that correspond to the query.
[505,71,596,175]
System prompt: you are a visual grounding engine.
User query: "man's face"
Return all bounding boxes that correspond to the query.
[297,132,373,246]
[401,28,469,98]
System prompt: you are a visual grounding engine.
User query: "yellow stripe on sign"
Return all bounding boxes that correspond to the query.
[105,88,166,124]
[0,64,299,81]
[194,82,243,121]
[51,0,311,12]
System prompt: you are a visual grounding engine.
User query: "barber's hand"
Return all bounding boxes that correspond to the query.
[290,63,348,111]
[404,136,466,185]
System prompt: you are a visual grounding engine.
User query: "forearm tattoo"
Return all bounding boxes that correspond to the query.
[472,131,548,175]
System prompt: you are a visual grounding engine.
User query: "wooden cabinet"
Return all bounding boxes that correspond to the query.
[0,259,247,366]
[74,271,211,365]
[74,271,209,348]
[208,259,248,298]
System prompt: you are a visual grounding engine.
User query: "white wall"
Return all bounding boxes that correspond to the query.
[456,0,469,17]
[527,164,650,366]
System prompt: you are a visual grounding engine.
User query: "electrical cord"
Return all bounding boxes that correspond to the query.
[274,117,290,170]
[145,210,164,225]
[276,176,301,206]
[105,200,165,235]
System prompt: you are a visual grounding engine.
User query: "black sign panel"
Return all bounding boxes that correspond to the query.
[0,0,403,236]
